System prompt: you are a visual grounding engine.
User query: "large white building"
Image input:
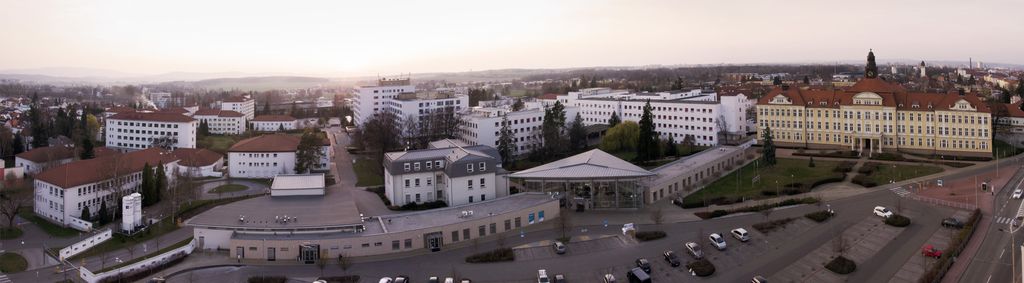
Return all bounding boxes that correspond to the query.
[352,78,417,125]
[222,96,256,120]
[458,101,579,156]
[384,92,469,125]
[383,141,504,207]
[251,115,299,132]
[227,133,332,179]
[193,109,247,135]
[556,88,750,146]
[33,148,179,227]
[105,112,198,151]
[15,145,77,175]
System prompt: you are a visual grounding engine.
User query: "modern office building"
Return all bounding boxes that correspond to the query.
[193,109,247,135]
[222,95,256,120]
[105,112,198,151]
[458,101,578,156]
[352,77,417,126]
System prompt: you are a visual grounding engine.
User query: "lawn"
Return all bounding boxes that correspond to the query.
[0,227,22,240]
[994,139,1023,159]
[682,158,843,207]
[354,157,383,187]
[209,184,248,194]
[18,210,79,238]
[197,135,245,154]
[861,163,944,185]
[0,252,27,273]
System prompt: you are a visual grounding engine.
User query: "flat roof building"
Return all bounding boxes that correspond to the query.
[270,174,326,197]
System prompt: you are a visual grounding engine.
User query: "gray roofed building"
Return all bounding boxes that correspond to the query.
[510,149,655,180]
[508,149,655,209]
[383,140,504,207]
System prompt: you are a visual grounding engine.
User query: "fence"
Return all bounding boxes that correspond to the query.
[921,209,981,283]
[79,238,196,283]
[59,229,112,261]
[907,194,978,211]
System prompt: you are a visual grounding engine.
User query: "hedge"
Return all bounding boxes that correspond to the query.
[694,198,819,219]
[804,210,834,222]
[686,258,716,277]
[635,231,667,242]
[465,248,514,263]
[825,256,856,274]
[318,276,361,283]
[851,175,878,188]
[833,161,857,173]
[884,214,911,227]
[396,200,448,211]
[752,217,797,233]
[919,209,981,283]
[811,174,846,188]
[871,153,906,161]
[248,277,288,283]
[792,151,859,159]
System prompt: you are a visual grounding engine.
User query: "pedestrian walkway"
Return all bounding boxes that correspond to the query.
[890,187,913,197]
[0,273,11,283]
[994,216,1015,225]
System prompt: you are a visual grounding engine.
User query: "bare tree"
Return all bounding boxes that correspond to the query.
[760,207,774,222]
[557,208,572,240]
[649,206,664,225]
[0,184,29,230]
[832,227,850,257]
[338,252,352,274]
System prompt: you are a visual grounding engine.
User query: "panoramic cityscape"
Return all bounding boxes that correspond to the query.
[1,1,1024,283]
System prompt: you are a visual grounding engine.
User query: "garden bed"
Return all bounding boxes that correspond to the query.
[465,248,514,263]
[825,256,856,274]
[693,197,820,219]
[804,210,834,222]
[884,214,911,227]
[635,231,667,242]
[752,217,797,233]
[686,258,716,277]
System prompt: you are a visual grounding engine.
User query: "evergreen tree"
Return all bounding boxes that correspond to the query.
[141,163,154,206]
[496,115,515,168]
[290,102,298,117]
[511,98,525,111]
[762,127,777,166]
[263,99,272,114]
[28,104,47,148]
[772,76,783,85]
[636,101,659,162]
[155,162,166,203]
[80,138,95,160]
[98,200,109,225]
[278,123,286,132]
[803,76,810,84]
[80,205,91,222]
[541,101,568,157]
[608,111,621,127]
[12,134,24,155]
[295,130,326,173]
[568,112,587,152]
[808,156,816,167]
[665,135,679,157]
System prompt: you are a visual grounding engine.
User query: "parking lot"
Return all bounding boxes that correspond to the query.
[888,210,969,283]
[514,235,628,261]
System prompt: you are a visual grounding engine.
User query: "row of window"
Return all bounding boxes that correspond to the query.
[114,121,182,128]
[768,131,991,150]
[760,108,989,125]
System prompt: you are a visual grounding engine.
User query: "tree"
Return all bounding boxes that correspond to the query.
[28,103,47,148]
[198,120,210,136]
[809,156,816,168]
[0,190,27,229]
[665,135,679,157]
[599,121,640,152]
[80,205,92,222]
[541,101,568,157]
[80,138,95,160]
[682,134,696,155]
[141,163,155,207]
[290,102,298,117]
[12,134,24,156]
[636,100,660,162]
[608,111,621,127]
[295,130,326,173]
[511,98,525,111]
[84,114,101,142]
[762,126,777,166]
[803,76,810,84]
[1016,80,1024,100]
[496,115,515,168]
[568,113,587,152]
[155,162,167,204]
[773,76,783,86]
[358,112,404,175]
[557,208,572,240]
[263,100,272,114]
[98,200,109,225]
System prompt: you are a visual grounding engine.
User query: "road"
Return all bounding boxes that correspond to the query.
[959,165,1024,283]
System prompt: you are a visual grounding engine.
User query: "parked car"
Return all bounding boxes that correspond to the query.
[538,269,550,283]
[873,206,893,218]
[553,274,565,283]
[395,276,409,283]
[663,250,681,267]
[444,278,455,283]
[752,275,768,283]
[635,258,652,273]
[731,228,750,242]
[603,274,616,283]
[379,278,394,283]
[921,244,942,258]
[1014,189,1023,199]
[553,241,567,254]
[941,218,964,229]
[709,233,727,250]
[461,279,472,283]
[685,242,704,259]
[626,267,652,283]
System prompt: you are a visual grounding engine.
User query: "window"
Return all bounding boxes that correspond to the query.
[374,242,382,247]
[405,179,410,187]
[414,162,421,170]
[479,225,486,237]
[405,239,412,249]
[490,223,496,234]
[528,213,535,224]
[403,163,410,171]
[463,228,470,240]
[538,210,545,221]
[436,161,443,168]
[481,194,486,201]
[515,217,521,228]
[505,219,512,231]
[468,179,473,189]
[415,193,421,202]
[467,163,474,172]
[468,196,474,203]
[392,240,400,250]
[452,231,459,242]
[415,179,420,187]
[479,162,486,171]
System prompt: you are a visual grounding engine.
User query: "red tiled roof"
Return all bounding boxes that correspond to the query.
[35,148,180,189]
[537,94,560,100]
[156,107,189,114]
[94,147,119,158]
[229,134,300,152]
[105,106,136,114]
[194,109,245,118]
[15,145,75,163]
[1006,101,1024,118]
[252,115,296,122]
[109,112,196,123]
[172,148,224,167]
[757,78,990,113]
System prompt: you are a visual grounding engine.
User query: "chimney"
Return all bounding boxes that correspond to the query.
[781,85,790,91]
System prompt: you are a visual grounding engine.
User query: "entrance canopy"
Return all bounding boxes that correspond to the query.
[510,149,655,180]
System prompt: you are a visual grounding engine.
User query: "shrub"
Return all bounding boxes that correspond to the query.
[635,231,667,241]
[752,217,797,233]
[710,210,729,218]
[833,161,855,173]
[884,214,911,227]
[248,277,288,283]
[686,258,716,277]
[811,174,846,188]
[857,163,879,174]
[871,153,905,161]
[825,256,856,274]
[465,248,514,263]
[397,200,448,211]
[804,210,833,222]
[851,175,878,188]
[761,190,778,196]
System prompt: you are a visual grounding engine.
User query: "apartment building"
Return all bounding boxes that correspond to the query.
[33,148,179,226]
[227,133,331,178]
[193,109,247,135]
[755,51,993,158]
[458,101,578,156]
[352,78,417,125]
[105,112,198,151]
[251,115,299,132]
[222,96,256,120]
[383,141,502,207]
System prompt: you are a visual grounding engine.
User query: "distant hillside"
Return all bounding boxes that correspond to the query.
[186,76,333,91]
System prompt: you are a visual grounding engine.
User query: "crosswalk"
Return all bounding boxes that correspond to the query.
[0,273,11,283]
[996,216,1016,225]
[890,187,912,197]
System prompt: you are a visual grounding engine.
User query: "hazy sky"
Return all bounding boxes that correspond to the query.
[1,0,1021,77]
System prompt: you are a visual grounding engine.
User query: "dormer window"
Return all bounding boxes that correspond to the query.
[467,163,474,173]
[403,163,410,172]
[414,162,421,171]
[479,162,486,171]
[820,101,827,106]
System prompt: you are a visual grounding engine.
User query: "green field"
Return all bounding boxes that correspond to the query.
[198,135,245,154]
[210,184,248,194]
[0,227,22,240]
[0,252,27,273]
[354,157,383,187]
[18,211,79,238]
[864,163,944,185]
[683,158,842,207]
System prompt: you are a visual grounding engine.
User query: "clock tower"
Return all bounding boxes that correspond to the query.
[865,49,878,78]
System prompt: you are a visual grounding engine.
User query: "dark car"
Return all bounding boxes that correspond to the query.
[626,267,652,283]
[941,218,964,229]
[663,250,681,267]
[635,258,652,273]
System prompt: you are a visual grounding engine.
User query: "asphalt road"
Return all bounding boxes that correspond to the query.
[959,166,1024,283]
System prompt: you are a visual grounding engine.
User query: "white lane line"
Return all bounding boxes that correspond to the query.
[986,274,992,283]
[1000,248,1006,259]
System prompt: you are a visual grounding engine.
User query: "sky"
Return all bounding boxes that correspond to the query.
[1,0,1022,77]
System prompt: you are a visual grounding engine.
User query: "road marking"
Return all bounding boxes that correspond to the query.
[986,274,992,283]
[996,216,1014,224]
[0,274,10,283]
[1000,248,1006,259]
[890,187,912,197]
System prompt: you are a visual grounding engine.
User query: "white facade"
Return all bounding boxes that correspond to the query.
[252,119,298,132]
[221,97,256,120]
[383,143,500,207]
[105,113,198,151]
[352,78,417,125]
[149,92,173,108]
[121,193,143,232]
[194,111,246,135]
[458,101,579,156]
[384,94,469,125]
[228,147,330,179]
[557,88,750,147]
